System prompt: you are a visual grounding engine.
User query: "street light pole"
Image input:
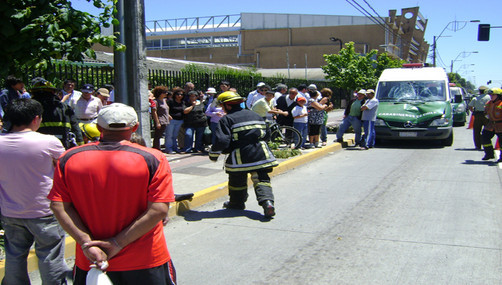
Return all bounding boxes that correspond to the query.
[329,37,343,50]
[432,20,479,67]
[450,51,478,73]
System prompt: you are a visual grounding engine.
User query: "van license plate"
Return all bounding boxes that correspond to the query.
[399,132,417,137]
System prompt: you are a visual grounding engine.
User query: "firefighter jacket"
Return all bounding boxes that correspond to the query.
[32,93,84,149]
[209,108,278,172]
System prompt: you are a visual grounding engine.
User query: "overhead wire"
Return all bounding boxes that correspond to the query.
[344,0,415,53]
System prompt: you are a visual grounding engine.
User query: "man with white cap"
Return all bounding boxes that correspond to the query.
[246,82,266,109]
[49,103,177,284]
[336,89,366,145]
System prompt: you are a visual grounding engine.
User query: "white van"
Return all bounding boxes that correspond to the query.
[374,64,453,146]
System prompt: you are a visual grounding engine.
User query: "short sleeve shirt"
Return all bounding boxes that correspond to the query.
[361,98,379,121]
[73,96,102,120]
[0,131,64,218]
[48,141,174,271]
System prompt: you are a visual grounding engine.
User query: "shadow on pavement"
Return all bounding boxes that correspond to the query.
[455,148,483,152]
[375,140,444,149]
[462,159,499,166]
[181,209,272,222]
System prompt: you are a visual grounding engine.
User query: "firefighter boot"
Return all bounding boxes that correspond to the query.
[482,146,495,160]
[223,190,248,210]
[262,200,275,218]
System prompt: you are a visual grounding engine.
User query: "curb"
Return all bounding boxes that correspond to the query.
[0,140,350,279]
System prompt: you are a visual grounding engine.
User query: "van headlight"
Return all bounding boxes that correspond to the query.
[374,119,386,126]
[455,104,465,113]
[429,117,450,127]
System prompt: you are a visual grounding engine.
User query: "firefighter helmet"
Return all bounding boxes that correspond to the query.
[79,123,101,141]
[217,91,245,105]
[491,88,502,95]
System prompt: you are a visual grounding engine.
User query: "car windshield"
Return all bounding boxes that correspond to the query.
[376,80,446,102]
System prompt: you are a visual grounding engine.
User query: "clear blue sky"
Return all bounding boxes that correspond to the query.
[73,0,502,88]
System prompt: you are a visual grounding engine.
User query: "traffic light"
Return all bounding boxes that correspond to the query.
[478,24,490,41]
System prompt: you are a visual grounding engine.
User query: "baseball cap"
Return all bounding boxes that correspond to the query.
[257,82,265,88]
[206,87,217,94]
[297,96,307,102]
[366,89,375,94]
[81,84,94,93]
[357,89,367,94]
[97,88,110,97]
[307,84,317,90]
[97,103,138,131]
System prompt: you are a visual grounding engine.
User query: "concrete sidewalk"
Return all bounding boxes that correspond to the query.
[3,110,353,282]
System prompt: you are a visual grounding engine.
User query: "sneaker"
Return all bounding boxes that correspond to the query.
[360,146,369,150]
[262,200,275,218]
[223,201,245,210]
[321,142,327,146]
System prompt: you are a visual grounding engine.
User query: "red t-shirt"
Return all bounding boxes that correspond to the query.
[48,140,174,271]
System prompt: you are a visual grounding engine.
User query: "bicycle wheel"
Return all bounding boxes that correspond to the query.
[270,125,302,149]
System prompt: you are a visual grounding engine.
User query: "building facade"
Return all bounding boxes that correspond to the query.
[97,7,429,69]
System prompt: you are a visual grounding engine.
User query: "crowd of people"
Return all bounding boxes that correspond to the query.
[469,86,502,162]
[335,88,380,150]
[0,74,345,284]
[147,80,337,152]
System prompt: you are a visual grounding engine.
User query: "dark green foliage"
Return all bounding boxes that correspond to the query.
[0,0,123,79]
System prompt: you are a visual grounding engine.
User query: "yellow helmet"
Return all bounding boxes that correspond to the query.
[491,88,502,95]
[217,91,245,105]
[79,123,101,141]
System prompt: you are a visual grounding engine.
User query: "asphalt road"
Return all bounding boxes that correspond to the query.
[165,124,502,284]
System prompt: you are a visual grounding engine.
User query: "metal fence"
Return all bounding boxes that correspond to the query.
[14,62,345,108]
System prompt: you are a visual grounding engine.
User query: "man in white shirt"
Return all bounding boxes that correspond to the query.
[71,84,103,123]
[246,82,265,109]
[274,84,288,101]
[61,79,81,104]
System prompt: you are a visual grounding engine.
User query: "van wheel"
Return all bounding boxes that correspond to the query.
[443,132,453,147]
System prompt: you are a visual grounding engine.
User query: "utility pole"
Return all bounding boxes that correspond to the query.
[114,0,150,146]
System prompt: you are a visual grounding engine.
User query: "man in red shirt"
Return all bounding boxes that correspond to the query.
[49,103,176,284]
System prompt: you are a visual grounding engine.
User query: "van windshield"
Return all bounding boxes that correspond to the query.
[376,81,446,102]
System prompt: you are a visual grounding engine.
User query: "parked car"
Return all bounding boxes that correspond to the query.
[449,85,468,126]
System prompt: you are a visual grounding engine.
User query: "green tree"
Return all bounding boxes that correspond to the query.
[448,72,476,93]
[375,52,406,78]
[322,42,407,94]
[0,0,124,80]
[322,42,378,91]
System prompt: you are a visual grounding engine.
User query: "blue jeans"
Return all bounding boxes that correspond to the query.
[1,215,69,284]
[210,121,219,146]
[362,120,376,148]
[293,122,308,148]
[165,119,183,152]
[321,124,328,143]
[336,115,362,144]
[183,126,205,152]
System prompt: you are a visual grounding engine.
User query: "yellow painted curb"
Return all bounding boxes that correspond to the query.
[0,140,350,279]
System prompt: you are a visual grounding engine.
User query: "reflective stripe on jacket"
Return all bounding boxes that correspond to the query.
[210,109,278,172]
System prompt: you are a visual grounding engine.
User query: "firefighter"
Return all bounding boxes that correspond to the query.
[30,78,84,149]
[209,91,278,218]
[79,122,101,143]
[481,88,502,162]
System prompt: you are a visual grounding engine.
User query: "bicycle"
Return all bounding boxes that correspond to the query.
[267,122,303,150]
